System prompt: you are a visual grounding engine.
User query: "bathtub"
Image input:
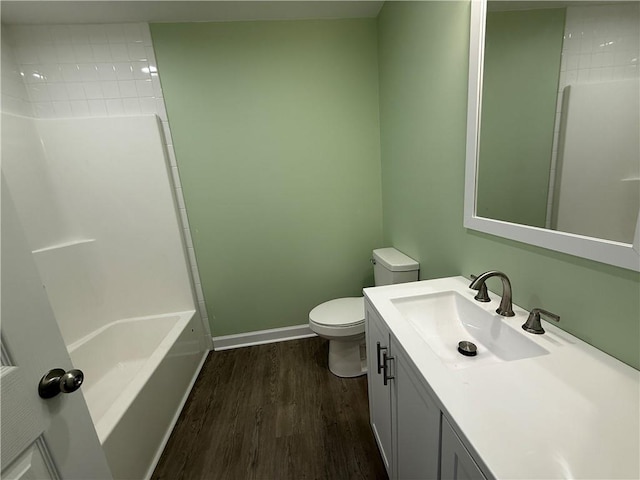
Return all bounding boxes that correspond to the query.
[68,310,207,480]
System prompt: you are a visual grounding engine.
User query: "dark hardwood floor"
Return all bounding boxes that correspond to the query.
[151,337,388,480]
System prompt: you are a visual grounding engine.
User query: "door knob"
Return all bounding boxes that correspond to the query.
[38,368,84,399]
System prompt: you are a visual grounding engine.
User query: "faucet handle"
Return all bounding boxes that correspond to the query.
[469,274,490,302]
[522,308,560,335]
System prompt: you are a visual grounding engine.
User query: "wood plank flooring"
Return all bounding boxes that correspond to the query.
[151,337,388,480]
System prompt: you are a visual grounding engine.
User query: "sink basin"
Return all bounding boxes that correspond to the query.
[391,291,548,369]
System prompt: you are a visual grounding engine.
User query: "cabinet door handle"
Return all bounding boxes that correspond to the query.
[376,341,387,374]
[382,352,394,386]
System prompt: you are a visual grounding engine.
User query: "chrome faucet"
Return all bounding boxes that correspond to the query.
[469,270,515,317]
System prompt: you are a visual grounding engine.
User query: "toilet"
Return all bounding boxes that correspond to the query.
[309,247,419,377]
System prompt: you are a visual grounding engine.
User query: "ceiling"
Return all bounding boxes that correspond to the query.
[0,1,385,25]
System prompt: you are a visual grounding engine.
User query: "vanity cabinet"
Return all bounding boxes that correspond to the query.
[366,301,486,480]
[364,276,639,479]
[366,303,440,479]
[441,417,486,480]
[392,342,441,479]
[365,302,393,473]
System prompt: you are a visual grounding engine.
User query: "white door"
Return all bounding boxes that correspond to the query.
[1,179,113,479]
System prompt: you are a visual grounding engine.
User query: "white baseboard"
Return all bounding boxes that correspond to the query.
[212,324,316,351]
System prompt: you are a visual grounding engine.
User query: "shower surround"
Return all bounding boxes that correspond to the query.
[2,111,208,480]
[2,30,209,477]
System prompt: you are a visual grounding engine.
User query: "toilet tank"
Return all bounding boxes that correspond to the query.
[372,247,419,286]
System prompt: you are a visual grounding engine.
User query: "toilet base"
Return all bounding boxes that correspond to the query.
[328,336,367,378]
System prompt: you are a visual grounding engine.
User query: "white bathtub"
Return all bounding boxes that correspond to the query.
[68,310,207,480]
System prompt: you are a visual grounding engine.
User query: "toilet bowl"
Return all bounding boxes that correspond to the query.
[309,297,365,378]
[309,247,419,378]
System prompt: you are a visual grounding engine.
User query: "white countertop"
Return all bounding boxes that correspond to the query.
[364,276,640,480]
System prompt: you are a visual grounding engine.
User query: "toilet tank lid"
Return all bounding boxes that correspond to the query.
[373,248,419,272]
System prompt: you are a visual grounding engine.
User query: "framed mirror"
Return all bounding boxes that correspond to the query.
[465,0,640,271]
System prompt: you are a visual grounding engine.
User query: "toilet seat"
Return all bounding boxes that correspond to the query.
[309,297,365,338]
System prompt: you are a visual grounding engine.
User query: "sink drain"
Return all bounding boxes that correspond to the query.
[457,341,477,357]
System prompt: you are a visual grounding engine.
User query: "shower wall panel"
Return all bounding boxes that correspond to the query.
[11,114,195,346]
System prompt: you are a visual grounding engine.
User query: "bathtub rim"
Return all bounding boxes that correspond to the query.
[67,309,196,443]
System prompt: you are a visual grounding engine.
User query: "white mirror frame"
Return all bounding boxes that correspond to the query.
[464,0,640,272]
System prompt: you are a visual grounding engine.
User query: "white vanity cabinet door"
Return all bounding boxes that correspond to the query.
[441,416,486,480]
[392,339,441,480]
[365,305,393,476]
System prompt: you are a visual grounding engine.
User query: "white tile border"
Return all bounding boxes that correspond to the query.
[212,324,316,351]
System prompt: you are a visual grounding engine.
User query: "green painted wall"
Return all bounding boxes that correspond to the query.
[151,5,639,369]
[377,1,639,369]
[478,8,565,227]
[377,0,468,279]
[151,20,382,337]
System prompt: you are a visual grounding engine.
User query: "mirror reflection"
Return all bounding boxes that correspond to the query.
[477,1,639,244]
